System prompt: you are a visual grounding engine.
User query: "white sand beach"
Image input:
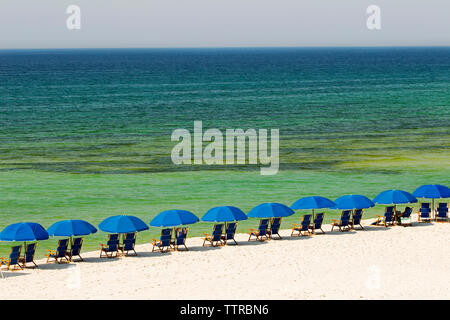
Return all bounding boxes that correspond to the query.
[1,215,449,300]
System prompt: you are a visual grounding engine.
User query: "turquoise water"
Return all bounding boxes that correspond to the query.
[0,47,449,257]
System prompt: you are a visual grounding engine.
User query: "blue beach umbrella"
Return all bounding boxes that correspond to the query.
[373,190,417,205]
[413,184,450,199]
[332,195,375,210]
[98,215,149,234]
[0,222,49,247]
[247,203,295,218]
[290,196,336,220]
[47,220,97,237]
[413,184,450,215]
[150,210,199,227]
[202,206,248,222]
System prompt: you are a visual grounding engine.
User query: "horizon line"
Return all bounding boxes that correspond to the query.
[0,45,449,51]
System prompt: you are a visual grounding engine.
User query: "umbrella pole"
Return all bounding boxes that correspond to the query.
[432,199,435,220]
[312,209,315,221]
[225,222,228,243]
[173,227,176,248]
[394,205,397,224]
[23,241,26,260]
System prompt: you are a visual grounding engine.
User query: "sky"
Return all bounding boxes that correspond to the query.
[0,0,449,49]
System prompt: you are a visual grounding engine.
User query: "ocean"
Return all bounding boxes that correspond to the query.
[0,47,449,257]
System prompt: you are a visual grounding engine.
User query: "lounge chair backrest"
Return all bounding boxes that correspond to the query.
[108,234,119,242]
[123,233,135,241]
[314,213,324,229]
[211,224,224,241]
[72,237,83,246]
[419,207,430,218]
[105,234,119,251]
[420,203,430,209]
[298,214,312,231]
[437,206,448,218]
[160,228,172,247]
[403,207,412,218]
[385,207,394,221]
[71,237,84,255]
[161,228,171,237]
[225,223,236,240]
[8,246,21,264]
[122,233,136,251]
[271,218,282,234]
[258,219,269,234]
[438,202,447,209]
[175,228,188,245]
[353,209,363,224]
[302,214,312,226]
[11,245,21,255]
[24,243,37,263]
[55,239,69,258]
[341,210,350,226]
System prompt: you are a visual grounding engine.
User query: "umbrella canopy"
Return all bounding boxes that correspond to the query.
[202,206,248,222]
[332,195,375,210]
[291,196,336,210]
[412,184,450,199]
[47,219,97,237]
[0,222,49,242]
[98,215,149,234]
[247,203,295,218]
[150,210,199,227]
[373,189,417,205]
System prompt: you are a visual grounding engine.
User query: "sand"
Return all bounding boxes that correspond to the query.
[1,215,449,300]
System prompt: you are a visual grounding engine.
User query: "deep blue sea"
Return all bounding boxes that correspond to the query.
[0,47,449,173]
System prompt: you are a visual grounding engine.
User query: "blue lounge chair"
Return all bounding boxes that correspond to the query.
[308,212,325,234]
[203,224,224,246]
[248,219,269,241]
[375,206,395,227]
[418,206,432,223]
[47,239,70,263]
[221,222,238,245]
[152,228,173,252]
[398,206,413,226]
[331,210,351,231]
[119,233,137,256]
[0,245,22,271]
[100,234,120,258]
[350,209,364,230]
[268,217,282,239]
[291,214,312,236]
[66,237,84,262]
[436,203,448,222]
[19,242,38,268]
[173,228,189,251]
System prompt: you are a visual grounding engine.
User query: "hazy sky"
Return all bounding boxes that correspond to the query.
[0,0,449,49]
